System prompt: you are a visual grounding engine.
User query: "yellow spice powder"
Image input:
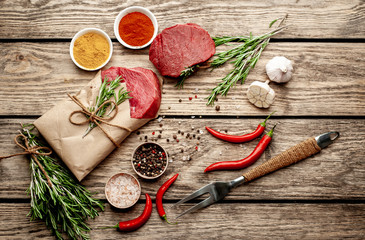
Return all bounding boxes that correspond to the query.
[73,32,110,69]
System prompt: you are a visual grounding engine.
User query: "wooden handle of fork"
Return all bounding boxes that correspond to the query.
[242,137,321,182]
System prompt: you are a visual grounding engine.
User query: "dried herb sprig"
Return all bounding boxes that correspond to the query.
[176,65,200,89]
[22,124,104,240]
[206,16,288,105]
[84,76,131,137]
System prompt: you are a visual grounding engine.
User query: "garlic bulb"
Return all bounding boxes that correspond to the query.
[265,56,293,83]
[247,81,275,108]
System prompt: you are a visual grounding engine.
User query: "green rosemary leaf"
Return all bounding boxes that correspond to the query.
[212,36,250,46]
[269,19,279,28]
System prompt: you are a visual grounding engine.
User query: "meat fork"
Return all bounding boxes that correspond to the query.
[173,131,339,219]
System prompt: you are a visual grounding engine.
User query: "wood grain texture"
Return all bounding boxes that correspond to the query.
[0,203,364,239]
[0,42,364,116]
[0,0,364,39]
[1,118,364,200]
[0,1,364,238]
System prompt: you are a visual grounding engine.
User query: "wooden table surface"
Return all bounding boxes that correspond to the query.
[1,0,364,239]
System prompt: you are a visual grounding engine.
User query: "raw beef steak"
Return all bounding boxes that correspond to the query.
[149,23,215,78]
[101,67,161,119]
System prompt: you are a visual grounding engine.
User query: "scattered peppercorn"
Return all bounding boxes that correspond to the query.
[136,131,140,135]
[193,134,196,138]
[173,134,177,139]
[158,134,161,139]
[145,136,148,140]
[178,130,181,134]
[167,139,170,142]
[179,99,182,103]
[197,136,201,140]
[159,123,163,127]
[215,105,220,111]
[181,149,184,153]
[187,133,190,137]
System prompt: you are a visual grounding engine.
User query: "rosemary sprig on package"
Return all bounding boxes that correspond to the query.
[84,76,131,137]
[206,16,288,105]
[20,124,104,240]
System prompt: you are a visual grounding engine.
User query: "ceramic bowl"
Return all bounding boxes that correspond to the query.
[70,28,113,71]
[131,142,168,179]
[114,6,158,49]
[105,172,141,209]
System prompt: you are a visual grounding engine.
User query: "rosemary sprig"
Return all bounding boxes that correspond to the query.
[176,65,199,89]
[206,16,288,105]
[22,124,104,240]
[83,76,131,137]
[213,36,251,47]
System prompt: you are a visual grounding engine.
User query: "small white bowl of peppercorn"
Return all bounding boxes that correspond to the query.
[131,142,168,179]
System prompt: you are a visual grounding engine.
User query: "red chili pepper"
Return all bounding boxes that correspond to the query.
[204,125,276,173]
[156,174,179,224]
[107,193,152,231]
[205,111,275,143]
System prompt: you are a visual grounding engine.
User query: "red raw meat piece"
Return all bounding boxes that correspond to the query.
[101,67,161,119]
[149,23,216,78]
[101,67,122,82]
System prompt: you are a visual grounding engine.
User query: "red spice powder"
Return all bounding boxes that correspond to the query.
[119,12,154,46]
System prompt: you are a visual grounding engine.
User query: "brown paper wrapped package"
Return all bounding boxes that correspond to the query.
[34,71,154,181]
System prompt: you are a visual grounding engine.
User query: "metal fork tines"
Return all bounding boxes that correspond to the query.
[173,176,245,219]
[173,184,217,219]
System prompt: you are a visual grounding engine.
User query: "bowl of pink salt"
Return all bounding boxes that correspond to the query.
[105,172,141,209]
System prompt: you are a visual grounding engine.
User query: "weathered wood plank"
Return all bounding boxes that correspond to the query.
[0,203,364,239]
[0,42,364,116]
[1,118,364,200]
[0,0,364,39]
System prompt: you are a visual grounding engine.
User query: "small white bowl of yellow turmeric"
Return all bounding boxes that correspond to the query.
[70,28,113,71]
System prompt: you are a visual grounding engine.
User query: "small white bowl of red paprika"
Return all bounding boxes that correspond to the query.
[114,6,158,49]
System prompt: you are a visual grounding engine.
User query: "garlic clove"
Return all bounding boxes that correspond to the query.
[247,81,275,109]
[266,56,293,83]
